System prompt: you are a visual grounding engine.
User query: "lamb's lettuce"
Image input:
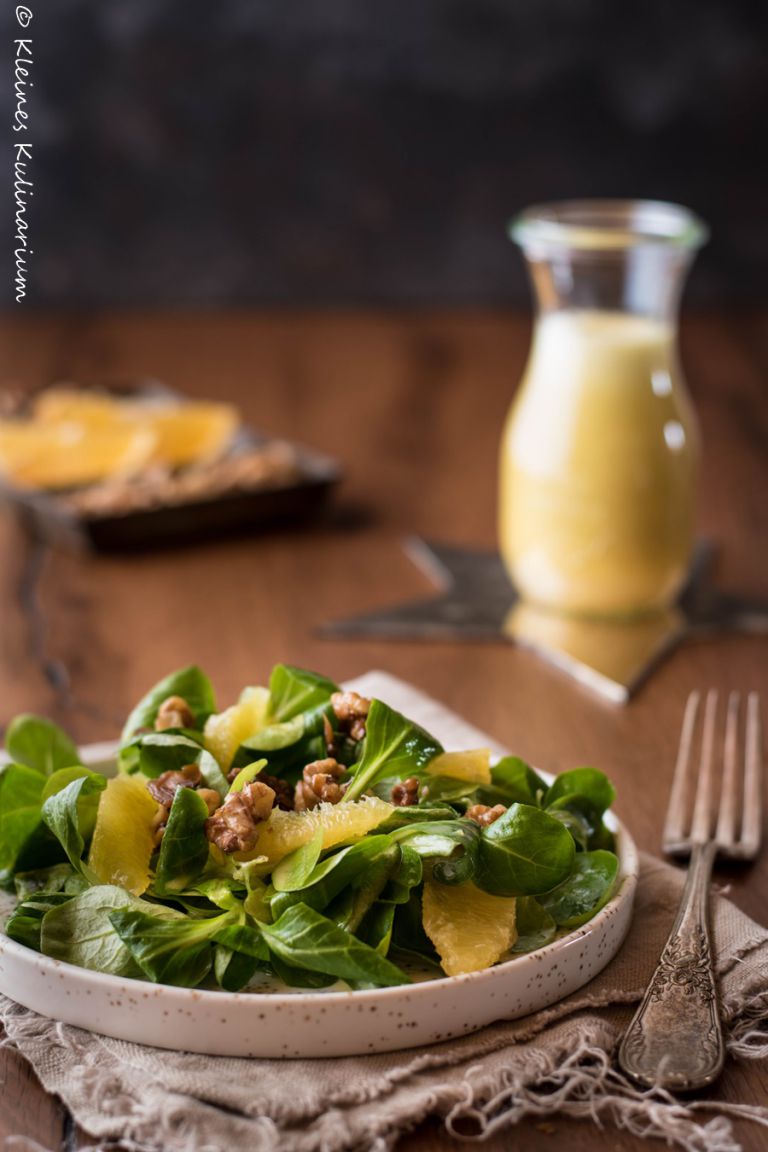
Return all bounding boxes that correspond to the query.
[4,715,80,777]
[270,827,325,892]
[41,772,106,874]
[268,665,338,723]
[120,666,216,747]
[476,803,576,896]
[511,897,557,954]
[258,903,410,987]
[270,835,393,917]
[40,885,148,977]
[0,763,48,886]
[343,700,443,802]
[109,905,236,987]
[133,733,228,796]
[153,786,210,895]
[537,849,619,928]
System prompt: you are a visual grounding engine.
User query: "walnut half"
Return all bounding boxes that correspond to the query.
[155,695,196,732]
[465,803,507,827]
[205,780,276,854]
[146,763,201,808]
[294,758,346,811]
[391,776,420,807]
[330,691,370,742]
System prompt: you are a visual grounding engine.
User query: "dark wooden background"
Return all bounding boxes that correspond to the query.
[1,0,766,306]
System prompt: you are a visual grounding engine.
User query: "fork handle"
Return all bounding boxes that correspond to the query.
[618,842,725,1092]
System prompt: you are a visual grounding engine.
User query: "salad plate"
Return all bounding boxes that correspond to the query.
[0,673,638,1058]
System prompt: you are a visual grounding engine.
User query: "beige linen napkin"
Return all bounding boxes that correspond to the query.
[1,672,767,1152]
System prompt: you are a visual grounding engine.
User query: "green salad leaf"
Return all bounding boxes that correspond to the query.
[41,772,106,874]
[153,786,211,895]
[511,896,557,954]
[268,665,338,723]
[0,763,48,887]
[120,666,216,747]
[110,906,235,987]
[259,903,410,987]
[476,803,576,896]
[134,734,229,796]
[4,715,80,777]
[343,700,443,802]
[40,885,147,977]
[538,850,620,928]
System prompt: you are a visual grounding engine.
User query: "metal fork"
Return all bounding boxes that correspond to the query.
[618,690,763,1092]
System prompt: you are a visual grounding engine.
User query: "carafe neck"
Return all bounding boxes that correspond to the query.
[510,200,707,324]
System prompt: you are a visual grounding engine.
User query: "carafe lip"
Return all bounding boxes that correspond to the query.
[509,199,709,254]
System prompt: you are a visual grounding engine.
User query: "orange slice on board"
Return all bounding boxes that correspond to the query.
[0,420,156,490]
[29,389,241,475]
[33,388,128,427]
[142,402,240,468]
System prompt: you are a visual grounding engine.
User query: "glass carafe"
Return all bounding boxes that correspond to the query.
[499,199,707,618]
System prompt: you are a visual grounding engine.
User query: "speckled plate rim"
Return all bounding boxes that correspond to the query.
[0,741,638,1058]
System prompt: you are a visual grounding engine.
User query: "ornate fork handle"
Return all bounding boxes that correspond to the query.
[618,842,725,1092]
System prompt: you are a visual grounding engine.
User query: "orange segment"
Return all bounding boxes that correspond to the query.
[0,420,156,490]
[142,402,239,468]
[87,774,160,896]
[235,796,394,867]
[422,876,517,976]
[426,749,492,785]
[203,686,271,771]
[7,390,242,487]
[33,388,127,427]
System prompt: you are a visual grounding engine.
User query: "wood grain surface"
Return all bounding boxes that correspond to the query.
[0,309,766,1152]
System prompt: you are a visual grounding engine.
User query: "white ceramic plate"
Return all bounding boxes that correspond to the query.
[0,740,638,1058]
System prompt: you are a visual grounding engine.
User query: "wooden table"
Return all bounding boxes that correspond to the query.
[1,309,766,1151]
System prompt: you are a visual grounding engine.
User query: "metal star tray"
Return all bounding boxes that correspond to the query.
[323,538,768,704]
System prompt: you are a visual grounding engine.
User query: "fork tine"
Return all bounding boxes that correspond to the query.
[741,692,763,855]
[690,690,718,844]
[715,692,740,846]
[663,690,699,848]
[690,686,723,843]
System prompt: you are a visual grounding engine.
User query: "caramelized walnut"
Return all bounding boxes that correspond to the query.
[465,803,507,827]
[294,758,346,810]
[330,691,370,742]
[256,771,294,811]
[293,780,320,812]
[146,763,201,807]
[205,780,276,854]
[197,787,222,815]
[151,805,167,848]
[226,766,293,810]
[155,695,196,732]
[391,776,420,807]
[323,712,338,757]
